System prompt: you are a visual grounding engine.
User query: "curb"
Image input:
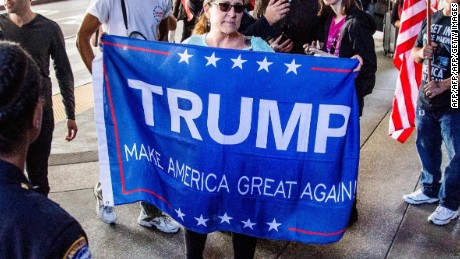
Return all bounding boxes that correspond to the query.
[0,0,66,11]
[49,151,98,166]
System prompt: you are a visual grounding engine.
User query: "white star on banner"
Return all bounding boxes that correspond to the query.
[231,54,247,69]
[175,208,185,221]
[256,57,273,72]
[285,59,301,75]
[241,218,256,229]
[205,52,220,67]
[267,218,282,231]
[195,215,209,227]
[178,49,193,64]
[218,213,233,224]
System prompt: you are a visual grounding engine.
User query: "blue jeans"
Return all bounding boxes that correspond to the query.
[415,107,460,211]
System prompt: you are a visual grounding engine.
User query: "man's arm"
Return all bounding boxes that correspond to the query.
[51,22,78,141]
[390,1,400,28]
[423,77,451,99]
[76,13,102,73]
[48,223,91,259]
[411,42,451,99]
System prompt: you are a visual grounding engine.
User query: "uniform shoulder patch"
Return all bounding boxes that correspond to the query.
[63,236,91,259]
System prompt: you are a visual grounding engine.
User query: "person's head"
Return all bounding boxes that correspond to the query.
[0,41,43,156]
[318,0,358,17]
[193,0,245,35]
[3,0,32,14]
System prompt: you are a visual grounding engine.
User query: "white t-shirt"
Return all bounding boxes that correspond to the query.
[88,0,172,41]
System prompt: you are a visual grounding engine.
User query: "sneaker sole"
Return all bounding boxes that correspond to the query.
[403,197,439,205]
[138,220,179,233]
[153,226,180,234]
[138,220,154,228]
[429,212,460,226]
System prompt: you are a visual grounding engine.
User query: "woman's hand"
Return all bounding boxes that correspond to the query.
[264,0,290,26]
[303,41,334,57]
[351,54,363,72]
[270,34,293,53]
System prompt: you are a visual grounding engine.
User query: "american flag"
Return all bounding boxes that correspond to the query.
[389,0,437,142]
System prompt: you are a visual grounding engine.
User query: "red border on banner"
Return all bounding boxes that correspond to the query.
[102,41,356,233]
[102,49,172,208]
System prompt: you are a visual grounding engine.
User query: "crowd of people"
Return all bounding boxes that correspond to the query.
[0,0,457,257]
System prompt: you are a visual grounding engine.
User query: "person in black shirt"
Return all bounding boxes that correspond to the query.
[0,0,78,196]
[0,41,91,259]
[390,0,403,28]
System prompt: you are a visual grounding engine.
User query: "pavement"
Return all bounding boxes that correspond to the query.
[0,0,66,11]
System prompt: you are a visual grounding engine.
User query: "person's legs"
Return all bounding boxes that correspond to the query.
[348,95,364,226]
[26,110,54,196]
[140,201,163,218]
[438,110,460,211]
[94,181,117,224]
[348,198,358,227]
[415,108,443,198]
[358,95,364,117]
[184,229,208,259]
[232,233,257,259]
[138,202,180,233]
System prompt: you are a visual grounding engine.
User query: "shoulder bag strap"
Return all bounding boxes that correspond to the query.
[121,0,128,30]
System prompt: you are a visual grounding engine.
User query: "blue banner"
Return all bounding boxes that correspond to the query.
[93,35,360,244]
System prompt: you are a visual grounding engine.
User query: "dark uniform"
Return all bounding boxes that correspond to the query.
[0,160,91,258]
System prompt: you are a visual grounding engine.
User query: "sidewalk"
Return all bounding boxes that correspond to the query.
[0,0,66,11]
[48,34,460,258]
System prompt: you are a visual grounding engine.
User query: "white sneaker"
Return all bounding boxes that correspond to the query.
[138,210,180,233]
[428,206,459,226]
[403,189,439,205]
[94,182,117,224]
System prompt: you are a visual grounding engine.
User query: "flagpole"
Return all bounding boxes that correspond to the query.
[426,0,432,80]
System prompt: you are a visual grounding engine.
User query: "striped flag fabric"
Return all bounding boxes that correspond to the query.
[389,0,437,142]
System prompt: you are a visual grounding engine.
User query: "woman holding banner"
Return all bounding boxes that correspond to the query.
[303,0,377,226]
[182,0,273,257]
[184,0,273,51]
[303,0,376,116]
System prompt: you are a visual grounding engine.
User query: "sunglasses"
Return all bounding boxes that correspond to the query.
[211,2,245,13]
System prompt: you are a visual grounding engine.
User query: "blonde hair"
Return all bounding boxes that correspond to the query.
[193,13,211,35]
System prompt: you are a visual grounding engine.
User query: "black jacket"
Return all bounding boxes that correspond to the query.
[239,12,277,40]
[320,7,377,100]
[278,0,322,54]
